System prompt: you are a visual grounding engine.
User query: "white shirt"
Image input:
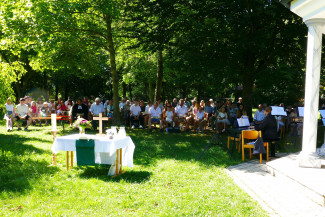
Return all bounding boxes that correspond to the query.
[5,103,14,112]
[119,102,125,110]
[16,104,29,117]
[175,105,188,117]
[149,106,162,118]
[196,111,205,120]
[90,103,105,116]
[217,112,228,119]
[130,104,141,116]
[145,105,153,113]
[166,110,174,122]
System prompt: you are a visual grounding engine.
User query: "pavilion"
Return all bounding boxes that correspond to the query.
[280,0,325,168]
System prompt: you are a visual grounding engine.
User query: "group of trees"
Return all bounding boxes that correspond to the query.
[0,0,313,121]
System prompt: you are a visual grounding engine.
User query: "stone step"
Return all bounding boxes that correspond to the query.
[266,154,325,207]
[227,157,325,217]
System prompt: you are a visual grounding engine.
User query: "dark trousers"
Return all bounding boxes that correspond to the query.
[130,115,144,126]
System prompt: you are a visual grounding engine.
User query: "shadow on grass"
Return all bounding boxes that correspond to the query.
[0,134,51,155]
[0,153,59,194]
[78,166,151,183]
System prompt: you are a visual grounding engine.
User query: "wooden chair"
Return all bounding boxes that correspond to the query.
[242,130,269,164]
[227,134,242,153]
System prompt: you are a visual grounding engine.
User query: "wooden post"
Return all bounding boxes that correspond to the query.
[71,151,73,168]
[66,151,69,171]
[119,148,122,173]
[51,131,57,166]
[115,149,120,175]
[92,113,109,135]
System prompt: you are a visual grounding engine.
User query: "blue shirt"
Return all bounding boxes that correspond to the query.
[204,106,214,114]
[254,110,265,122]
[90,103,105,116]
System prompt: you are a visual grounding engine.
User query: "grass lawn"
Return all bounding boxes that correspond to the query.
[0,121,268,216]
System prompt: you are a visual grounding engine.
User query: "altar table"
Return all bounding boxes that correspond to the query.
[51,134,135,175]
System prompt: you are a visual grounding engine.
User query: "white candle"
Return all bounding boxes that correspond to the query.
[51,114,57,131]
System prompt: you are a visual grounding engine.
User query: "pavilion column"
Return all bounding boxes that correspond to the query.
[298,19,325,168]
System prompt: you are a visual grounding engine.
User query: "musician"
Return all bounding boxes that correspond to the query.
[253,107,278,157]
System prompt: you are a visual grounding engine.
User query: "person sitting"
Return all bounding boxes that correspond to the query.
[195,106,206,133]
[171,98,178,108]
[184,98,191,108]
[186,100,197,127]
[105,100,114,118]
[57,101,67,115]
[15,98,32,131]
[228,103,238,127]
[30,101,38,125]
[71,99,89,122]
[48,99,56,114]
[148,102,163,132]
[164,106,174,128]
[253,104,265,126]
[122,100,131,126]
[4,97,15,132]
[204,101,214,127]
[90,98,105,130]
[174,99,189,131]
[130,100,143,129]
[254,107,278,157]
[144,102,153,128]
[217,107,231,133]
[236,104,248,118]
[39,102,50,126]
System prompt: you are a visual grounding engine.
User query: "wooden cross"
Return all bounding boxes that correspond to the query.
[92,113,109,135]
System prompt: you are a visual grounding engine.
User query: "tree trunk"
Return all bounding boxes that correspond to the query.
[129,84,133,101]
[154,50,163,102]
[105,14,120,124]
[122,81,127,98]
[148,81,154,102]
[242,70,254,121]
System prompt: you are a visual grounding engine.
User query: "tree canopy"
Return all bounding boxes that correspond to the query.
[0,0,312,113]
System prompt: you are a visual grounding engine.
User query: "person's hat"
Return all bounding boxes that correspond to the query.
[20,98,25,101]
[43,102,48,105]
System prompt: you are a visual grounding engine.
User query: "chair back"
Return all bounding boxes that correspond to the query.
[242,130,261,141]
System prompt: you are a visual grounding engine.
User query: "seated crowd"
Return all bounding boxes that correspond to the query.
[3,95,305,135]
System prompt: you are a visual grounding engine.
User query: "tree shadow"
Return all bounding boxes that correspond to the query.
[0,134,51,155]
[0,153,59,194]
[78,166,151,183]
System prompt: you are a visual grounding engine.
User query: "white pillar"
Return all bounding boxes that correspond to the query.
[298,19,325,168]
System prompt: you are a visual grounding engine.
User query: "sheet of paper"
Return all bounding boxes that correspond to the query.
[237,117,250,127]
[271,106,287,116]
[322,119,325,126]
[298,107,304,117]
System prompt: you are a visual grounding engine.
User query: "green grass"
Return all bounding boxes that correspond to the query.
[0,121,268,216]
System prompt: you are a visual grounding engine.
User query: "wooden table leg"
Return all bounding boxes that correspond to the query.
[115,149,120,175]
[66,151,69,171]
[53,153,57,166]
[71,151,73,168]
[119,148,122,173]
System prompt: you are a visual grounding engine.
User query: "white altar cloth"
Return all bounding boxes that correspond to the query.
[52,134,135,167]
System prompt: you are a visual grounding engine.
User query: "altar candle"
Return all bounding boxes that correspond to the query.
[51,114,57,131]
